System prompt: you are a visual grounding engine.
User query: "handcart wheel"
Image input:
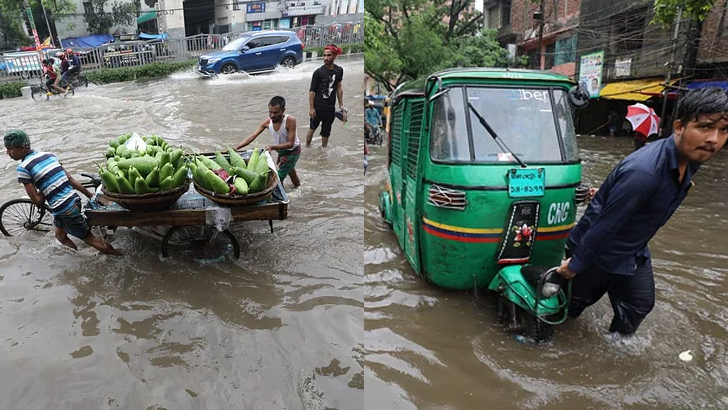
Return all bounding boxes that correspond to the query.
[161,225,241,260]
[0,198,53,237]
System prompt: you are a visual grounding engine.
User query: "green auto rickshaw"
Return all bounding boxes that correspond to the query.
[378,67,591,342]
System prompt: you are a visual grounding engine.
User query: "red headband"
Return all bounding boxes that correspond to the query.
[325,45,342,57]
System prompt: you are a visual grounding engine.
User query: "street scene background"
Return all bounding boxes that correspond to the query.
[364,136,728,410]
[0,56,365,410]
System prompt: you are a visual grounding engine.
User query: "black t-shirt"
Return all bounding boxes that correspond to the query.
[309,64,344,110]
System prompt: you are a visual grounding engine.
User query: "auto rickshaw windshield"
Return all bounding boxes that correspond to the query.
[430,86,579,164]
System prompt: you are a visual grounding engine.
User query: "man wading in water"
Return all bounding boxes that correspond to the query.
[305,44,346,148]
[557,88,728,335]
[4,130,122,256]
[235,96,301,188]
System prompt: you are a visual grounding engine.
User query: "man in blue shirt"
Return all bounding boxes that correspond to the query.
[557,88,728,335]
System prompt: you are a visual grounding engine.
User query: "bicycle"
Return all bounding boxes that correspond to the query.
[64,72,89,88]
[0,172,100,237]
[30,78,75,101]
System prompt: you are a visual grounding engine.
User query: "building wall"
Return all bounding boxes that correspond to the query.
[577,0,683,81]
[55,0,152,38]
[502,0,580,76]
[509,0,580,37]
[697,0,728,63]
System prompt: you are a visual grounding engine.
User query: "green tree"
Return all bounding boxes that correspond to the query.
[365,0,513,91]
[652,0,715,26]
[0,0,76,48]
[83,0,137,34]
[364,13,404,91]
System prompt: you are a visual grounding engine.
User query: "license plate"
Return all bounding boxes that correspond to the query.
[507,168,545,198]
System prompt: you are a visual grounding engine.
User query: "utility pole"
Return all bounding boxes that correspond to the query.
[23,0,44,61]
[661,8,682,135]
[40,0,55,48]
[534,1,545,70]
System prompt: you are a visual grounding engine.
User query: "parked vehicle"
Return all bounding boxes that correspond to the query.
[378,68,591,342]
[196,30,303,77]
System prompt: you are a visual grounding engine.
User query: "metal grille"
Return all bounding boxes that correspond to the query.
[407,101,424,178]
[390,108,403,166]
[427,184,468,210]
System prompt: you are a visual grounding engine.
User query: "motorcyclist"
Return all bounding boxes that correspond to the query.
[365,101,382,144]
[61,48,81,85]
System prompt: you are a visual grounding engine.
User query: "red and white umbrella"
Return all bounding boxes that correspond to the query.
[626,103,660,136]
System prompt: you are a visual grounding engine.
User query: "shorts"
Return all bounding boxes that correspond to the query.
[46,78,55,90]
[53,198,91,239]
[309,107,336,137]
[276,145,301,181]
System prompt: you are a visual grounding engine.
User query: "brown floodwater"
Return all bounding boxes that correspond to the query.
[0,56,364,410]
[364,135,728,410]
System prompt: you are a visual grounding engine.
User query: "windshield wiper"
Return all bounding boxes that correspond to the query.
[467,102,527,168]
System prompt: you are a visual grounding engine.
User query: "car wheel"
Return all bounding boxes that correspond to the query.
[220,63,237,75]
[280,56,296,68]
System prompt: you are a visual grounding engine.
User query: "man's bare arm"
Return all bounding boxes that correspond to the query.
[235,120,269,150]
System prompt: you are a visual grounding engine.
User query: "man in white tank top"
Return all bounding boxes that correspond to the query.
[235,96,301,188]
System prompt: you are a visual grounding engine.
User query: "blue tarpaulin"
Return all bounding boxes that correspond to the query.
[139,32,168,40]
[60,34,114,49]
[687,80,728,91]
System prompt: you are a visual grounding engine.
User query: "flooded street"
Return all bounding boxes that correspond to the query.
[0,56,364,409]
[364,136,728,409]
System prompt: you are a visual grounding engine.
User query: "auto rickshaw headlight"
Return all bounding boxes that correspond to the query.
[541,282,561,298]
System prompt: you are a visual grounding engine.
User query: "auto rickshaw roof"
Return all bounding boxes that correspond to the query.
[392,67,575,98]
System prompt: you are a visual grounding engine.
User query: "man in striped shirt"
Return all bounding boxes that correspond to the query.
[5,130,122,256]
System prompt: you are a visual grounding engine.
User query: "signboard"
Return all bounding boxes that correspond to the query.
[246,2,265,13]
[579,51,604,98]
[285,5,324,16]
[615,58,631,77]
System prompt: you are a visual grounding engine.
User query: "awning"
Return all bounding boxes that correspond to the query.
[599,78,674,101]
[687,80,728,91]
[137,10,157,25]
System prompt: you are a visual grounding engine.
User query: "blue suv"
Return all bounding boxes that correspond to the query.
[196,30,304,76]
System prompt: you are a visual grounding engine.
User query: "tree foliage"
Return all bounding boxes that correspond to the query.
[365,0,516,92]
[652,0,715,26]
[83,0,137,34]
[0,0,76,48]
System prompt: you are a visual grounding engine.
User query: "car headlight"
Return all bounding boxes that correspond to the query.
[206,58,220,64]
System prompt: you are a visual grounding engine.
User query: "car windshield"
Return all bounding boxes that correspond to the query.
[222,36,252,51]
[430,86,578,163]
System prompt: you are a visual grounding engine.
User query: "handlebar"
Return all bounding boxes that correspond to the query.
[79,172,102,189]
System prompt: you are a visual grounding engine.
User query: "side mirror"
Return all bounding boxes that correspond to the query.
[241,46,250,52]
[428,88,450,102]
[568,83,590,110]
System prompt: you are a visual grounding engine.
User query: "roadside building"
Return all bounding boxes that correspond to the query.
[484,0,580,78]
[52,0,357,40]
[574,0,693,135]
[689,3,728,92]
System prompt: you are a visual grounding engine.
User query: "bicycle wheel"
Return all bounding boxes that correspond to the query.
[77,76,88,87]
[63,86,75,98]
[31,85,46,101]
[161,225,240,260]
[0,199,53,237]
